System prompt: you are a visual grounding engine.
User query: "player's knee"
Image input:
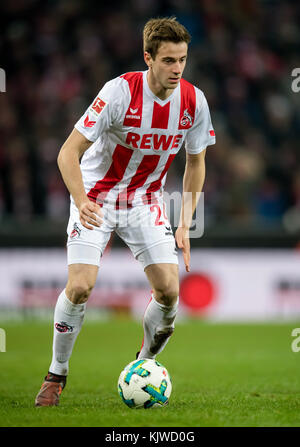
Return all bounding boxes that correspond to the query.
[154,282,179,307]
[66,280,94,304]
[161,292,179,307]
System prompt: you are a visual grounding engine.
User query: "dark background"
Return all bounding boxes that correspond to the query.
[0,0,300,248]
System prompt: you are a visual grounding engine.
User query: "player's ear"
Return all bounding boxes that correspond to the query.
[144,51,152,68]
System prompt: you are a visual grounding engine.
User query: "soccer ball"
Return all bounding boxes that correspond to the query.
[118,359,172,409]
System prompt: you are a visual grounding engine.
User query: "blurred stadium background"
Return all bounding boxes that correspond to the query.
[1,0,300,322]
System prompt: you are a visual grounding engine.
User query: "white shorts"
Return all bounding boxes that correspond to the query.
[66,201,178,269]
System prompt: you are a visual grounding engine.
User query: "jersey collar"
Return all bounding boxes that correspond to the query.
[143,70,178,105]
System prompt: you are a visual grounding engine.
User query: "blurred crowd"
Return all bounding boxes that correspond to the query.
[0,0,300,232]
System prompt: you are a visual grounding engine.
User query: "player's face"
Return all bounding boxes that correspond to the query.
[145,41,188,96]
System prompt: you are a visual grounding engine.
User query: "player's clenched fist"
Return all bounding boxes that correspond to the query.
[78,199,103,230]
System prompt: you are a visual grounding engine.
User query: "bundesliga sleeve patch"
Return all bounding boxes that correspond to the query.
[91,97,107,114]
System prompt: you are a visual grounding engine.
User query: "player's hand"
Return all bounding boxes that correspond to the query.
[175,227,191,272]
[77,199,103,230]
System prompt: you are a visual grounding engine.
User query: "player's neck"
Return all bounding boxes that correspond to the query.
[146,70,174,101]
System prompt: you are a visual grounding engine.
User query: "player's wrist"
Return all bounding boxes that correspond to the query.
[74,194,90,211]
[177,225,190,236]
[177,221,190,231]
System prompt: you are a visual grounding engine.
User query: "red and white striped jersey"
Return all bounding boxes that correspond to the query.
[74,70,215,208]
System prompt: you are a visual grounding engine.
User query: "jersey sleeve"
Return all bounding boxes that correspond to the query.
[74,79,120,142]
[185,89,216,154]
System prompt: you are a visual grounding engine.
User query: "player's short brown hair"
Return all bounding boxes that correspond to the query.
[143,17,191,60]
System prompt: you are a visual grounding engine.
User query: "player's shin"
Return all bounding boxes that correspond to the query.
[49,289,86,376]
[138,294,179,360]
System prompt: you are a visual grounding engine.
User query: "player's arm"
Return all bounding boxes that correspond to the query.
[175,149,206,272]
[57,128,103,230]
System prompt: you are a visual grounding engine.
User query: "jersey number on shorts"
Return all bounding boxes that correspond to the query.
[150,204,168,226]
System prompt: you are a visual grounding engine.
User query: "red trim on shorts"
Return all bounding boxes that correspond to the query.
[87,144,133,204]
[151,101,170,129]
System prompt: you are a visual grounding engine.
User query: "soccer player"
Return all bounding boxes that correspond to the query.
[35,17,215,406]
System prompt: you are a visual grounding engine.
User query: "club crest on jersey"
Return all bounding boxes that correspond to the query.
[70,223,81,239]
[180,109,193,127]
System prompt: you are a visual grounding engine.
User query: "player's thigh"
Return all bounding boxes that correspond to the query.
[65,202,113,303]
[145,263,179,305]
[66,263,99,303]
[116,202,175,260]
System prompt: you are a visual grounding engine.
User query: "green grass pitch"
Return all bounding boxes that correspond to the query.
[1,317,300,427]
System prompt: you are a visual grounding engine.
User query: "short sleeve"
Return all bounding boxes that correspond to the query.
[185,89,216,154]
[74,79,120,142]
